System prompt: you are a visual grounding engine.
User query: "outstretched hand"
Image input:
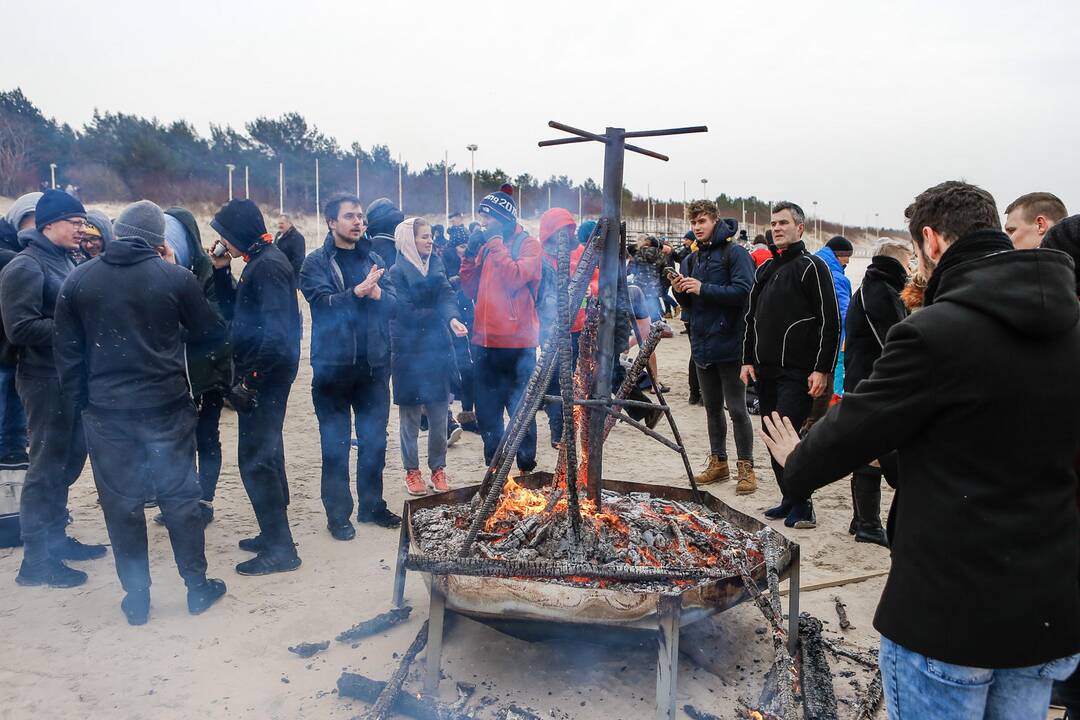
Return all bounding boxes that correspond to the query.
[760,412,801,468]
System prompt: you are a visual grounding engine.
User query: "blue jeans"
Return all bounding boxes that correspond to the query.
[880,635,1080,719]
[0,364,26,457]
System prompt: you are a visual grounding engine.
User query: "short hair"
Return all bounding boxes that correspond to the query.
[1004,192,1068,224]
[448,211,463,220]
[873,237,913,263]
[753,234,766,245]
[771,201,805,225]
[686,199,718,222]
[324,193,363,224]
[277,212,290,221]
[905,181,1000,248]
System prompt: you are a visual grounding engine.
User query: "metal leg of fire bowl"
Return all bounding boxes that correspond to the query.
[655,593,682,720]
[787,551,801,656]
[392,505,409,608]
[425,576,447,697]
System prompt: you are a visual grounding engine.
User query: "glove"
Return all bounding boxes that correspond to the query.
[464,227,488,257]
[229,381,259,413]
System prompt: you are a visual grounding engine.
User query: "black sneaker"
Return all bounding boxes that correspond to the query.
[16,558,88,588]
[358,507,402,529]
[50,536,107,561]
[238,535,266,553]
[328,520,356,541]
[187,578,227,614]
[0,451,29,468]
[784,500,817,529]
[447,422,463,447]
[236,552,302,576]
[764,500,794,520]
[122,589,151,625]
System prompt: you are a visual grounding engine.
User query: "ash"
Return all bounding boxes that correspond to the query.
[411,483,765,591]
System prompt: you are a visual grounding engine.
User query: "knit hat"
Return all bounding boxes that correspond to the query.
[448,224,468,247]
[4,192,43,231]
[84,209,116,246]
[577,220,597,247]
[211,199,268,250]
[478,191,517,226]
[34,189,85,231]
[1043,215,1080,295]
[114,200,166,246]
[826,235,854,256]
[366,198,404,237]
[683,230,695,241]
[539,207,575,244]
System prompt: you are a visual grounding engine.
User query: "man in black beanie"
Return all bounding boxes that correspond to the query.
[1,189,105,588]
[365,197,404,268]
[55,200,228,624]
[210,199,303,575]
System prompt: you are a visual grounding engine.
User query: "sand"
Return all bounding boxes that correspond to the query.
[0,217,903,719]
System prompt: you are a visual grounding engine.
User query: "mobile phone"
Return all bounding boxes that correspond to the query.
[665,267,681,279]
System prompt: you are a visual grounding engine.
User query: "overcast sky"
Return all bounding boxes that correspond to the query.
[6,0,1078,230]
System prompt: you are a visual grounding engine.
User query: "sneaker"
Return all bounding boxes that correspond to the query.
[187,578,227,614]
[16,558,87,588]
[447,422,463,447]
[0,450,29,468]
[235,551,302,576]
[50,536,107,561]
[784,500,817,529]
[404,469,427,496]
[431,467,451,493]
[457,411,479,433]
[764,500,794,520]
[358,507,402,529]
[122,589,151,625]
[238,535,266,553]
[328,520,356,541]
[735,460,757,495]
[693,455,730,486]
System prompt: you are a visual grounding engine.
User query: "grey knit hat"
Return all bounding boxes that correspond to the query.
[114,200,166,246]
[4,192,43,230]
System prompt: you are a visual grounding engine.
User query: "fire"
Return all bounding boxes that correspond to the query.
[484,477,547,531]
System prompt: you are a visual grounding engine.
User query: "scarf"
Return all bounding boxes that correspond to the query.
[394,217,430,276]
[923,230,1012,305]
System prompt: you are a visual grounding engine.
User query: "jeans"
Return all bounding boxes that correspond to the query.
[755,367,813,499]
[311,363,390,521]
[695,362,753,461]
[399,399,449,471]
[880,635,1080,720]
[0,364,26,458]
[84,402,207,592]
[195,390,224,502]
[473,347,537,472]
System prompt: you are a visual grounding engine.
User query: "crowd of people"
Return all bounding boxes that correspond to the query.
[2,178,1080,718]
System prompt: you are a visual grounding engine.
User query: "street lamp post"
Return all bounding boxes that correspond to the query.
[812,200,818,241]
[443,150,449,223]
[466,144,478,221]
[49,163,57,189]
[278,161,284,213]
[225,164,235,201]
[244,165,250,199]
[700,178,708,200]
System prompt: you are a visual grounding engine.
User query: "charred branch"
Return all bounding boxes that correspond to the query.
[798,614,839,720]
[367,621,430,720]
[336,606,413,643]
[337,672,471,720]
[833,595,853,630]
[852,670,884,720]
[287,640,328,658]
[405,553,736,583]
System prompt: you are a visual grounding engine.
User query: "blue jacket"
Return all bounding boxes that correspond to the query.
[815,246,851,344]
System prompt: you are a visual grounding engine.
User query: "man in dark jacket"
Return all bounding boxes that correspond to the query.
[0,189,106,587]
[365,197,404,269]
[274,213,306,285]
[300,194,400,536]
[841,238,911,547]
[673,200,756,494]
[740,200,840,528]
[55,200,227,625]
[0,192,39,466]
[762,181,1080,719]
[211,199,303,575]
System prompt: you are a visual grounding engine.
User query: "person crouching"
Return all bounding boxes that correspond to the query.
[389,218,468,495]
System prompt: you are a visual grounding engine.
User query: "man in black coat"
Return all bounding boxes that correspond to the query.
[1,190,106,588]
[274,212,306,285]
[365,197,404,269]
[211,199,303,575]
[841,238,911,546]
[55,200,228,624]
[740,201,840,528]
[0,192,39,466]
[672,201,757,494]
[299,194,400,538]
[762,181,1080,719]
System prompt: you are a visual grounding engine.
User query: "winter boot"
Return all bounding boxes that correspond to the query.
[457,410,479,433]
[693,455,730,486]
[848,476,858,535]
[404,469,427,496]
[16,558,88,588]
[784,499,818,529]
[735,460,757,495]
[853,466,888,547]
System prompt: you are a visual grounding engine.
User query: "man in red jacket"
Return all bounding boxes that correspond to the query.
[460,189,541,472]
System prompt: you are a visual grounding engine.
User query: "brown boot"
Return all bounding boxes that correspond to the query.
[693,455,730,485]
[735,460,757,495]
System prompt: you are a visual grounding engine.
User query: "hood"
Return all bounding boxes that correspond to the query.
[539,207,576,245]
[932,241,1079,339]
[366,197,404,237]
[101,236,163,266]
[815,246,846,275]
[394,217,430,276]
[699,218,738,249]
[864,255,907,292]
[0,218,19,253]
[18,228,70,258]
[4,192,43,231]
[84,209,116,246]
[1042,214,1080,296]
[164,207,202,247]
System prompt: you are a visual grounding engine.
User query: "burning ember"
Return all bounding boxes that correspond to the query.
[411,480,765,590]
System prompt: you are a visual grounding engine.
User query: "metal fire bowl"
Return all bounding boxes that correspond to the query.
[403,472,798,635]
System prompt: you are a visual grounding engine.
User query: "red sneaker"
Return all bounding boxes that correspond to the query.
[431,467,451,493]
[404,469,427,496]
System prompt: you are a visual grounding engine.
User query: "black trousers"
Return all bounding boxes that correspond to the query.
[755,367,814,499]
[237,370,297,551]
[311,363,390,522]
[686,325,701,398]
[16,373,87,563]
[84,401,207,592]
[473,347,537,472]
[196,390,224,502]
[452,336,475,412]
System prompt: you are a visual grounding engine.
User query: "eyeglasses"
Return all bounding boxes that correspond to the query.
[64,219,87,229]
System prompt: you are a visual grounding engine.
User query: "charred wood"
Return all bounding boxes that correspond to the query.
[287,640,329,658]
[833,595,853,630]
[336,672,471,720]
[852,670,884,720]
[336,607,413,643]
[798,614,839,720]
[367,620,429,720]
